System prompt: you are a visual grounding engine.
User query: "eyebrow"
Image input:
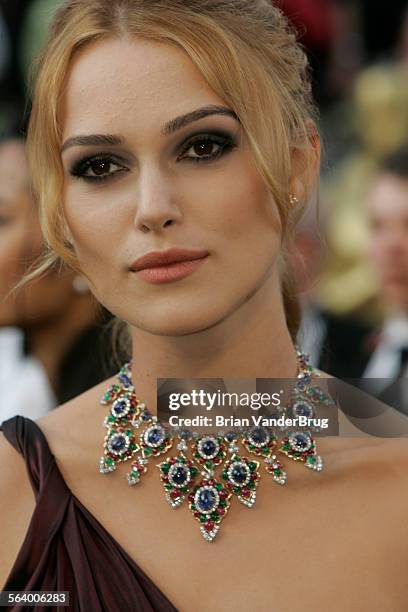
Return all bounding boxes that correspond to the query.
[60,105,238,153]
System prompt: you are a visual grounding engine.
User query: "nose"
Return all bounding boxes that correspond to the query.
[133,167,183,233]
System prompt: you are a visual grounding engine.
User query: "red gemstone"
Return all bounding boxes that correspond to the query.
[241,487,250,497]
[194,511,201,518]
[205,520,215,531]
[217,507,225,516]
[225,482,233,491]
[207,479,215,486]
[170,490,180,499]
[188,494,195,503]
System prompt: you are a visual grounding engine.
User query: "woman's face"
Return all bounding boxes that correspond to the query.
[61,37,282,335]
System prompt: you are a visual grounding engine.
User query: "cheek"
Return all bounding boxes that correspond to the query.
[195,159,281,265]
[63,185,127,273]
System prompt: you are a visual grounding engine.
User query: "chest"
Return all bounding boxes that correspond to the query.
[63,453,408,612]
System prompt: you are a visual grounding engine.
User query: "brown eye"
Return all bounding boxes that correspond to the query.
[89,159,112,176]
[192,141,217,157]
[70,155,129,182]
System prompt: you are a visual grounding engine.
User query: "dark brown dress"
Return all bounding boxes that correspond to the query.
[0,415,179,612]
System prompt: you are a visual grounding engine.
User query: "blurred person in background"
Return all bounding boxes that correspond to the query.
[318,62,408,321]
[360,144,408,414]
[294,189,373,377]
[0,137,116,423]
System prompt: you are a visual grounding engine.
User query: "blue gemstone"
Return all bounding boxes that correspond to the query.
[113,400,126,415]
[293,402,313,417]
[111,435,126,451]
[180,429,192,440]
[147,427,163,445]
[172,466,188,485]
[231,464,248,484]
[197,489,216,512]
[225,431,238,442]
[201,439,217,456]
[119,373,132,388]
[250,427,268,445]
[141,410,151,421]
[293,432,309,449]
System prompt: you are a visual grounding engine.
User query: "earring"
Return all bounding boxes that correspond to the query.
[72,275,89,295]
[289,193,299,208]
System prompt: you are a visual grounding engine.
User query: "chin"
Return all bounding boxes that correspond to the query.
[127,300,233,336]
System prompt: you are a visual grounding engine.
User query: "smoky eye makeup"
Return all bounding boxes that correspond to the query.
[67,152,131,184]
[65,126,240,184]
[174,128,239,163]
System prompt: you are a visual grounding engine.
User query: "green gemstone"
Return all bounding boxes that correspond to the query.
[199,515,207,523]
[165,483,172,490]
[205,460,214,469]
[262,447,269,455]
[191,504,196,510]
[221,470,228,480]
[178,456,186,463]
[233,456,240,462]
[247,481,255,490]
[190,467,198,476]
[132,469,139,478]
[181,485,188,493]
[144,448,152,456]
[273,468,281,475]
[248,462,257,471]
[282,443,290,451]
[161,463,170,473]
[108,416,116,423]
[306,455,316,464]
[129,443,137,451]
[233,486,241,494]
[215,483,223,491]
[219,500,228,508]
[126,429,132,436]
[210,511,219,520]
[106,457,114,465]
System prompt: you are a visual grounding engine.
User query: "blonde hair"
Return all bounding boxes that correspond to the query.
[26,0,319,340]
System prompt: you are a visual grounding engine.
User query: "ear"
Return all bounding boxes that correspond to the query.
[289,122,321,202]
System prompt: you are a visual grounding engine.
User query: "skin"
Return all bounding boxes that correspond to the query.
[365,173,408,312]
[0,139,100,390]
[1,38,408,610]
[60,37,304,414]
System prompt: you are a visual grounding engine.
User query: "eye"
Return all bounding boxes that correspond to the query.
[177,133,237,163]
[69,155,129,182]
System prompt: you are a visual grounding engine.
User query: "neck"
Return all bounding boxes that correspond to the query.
[130,274,298,416]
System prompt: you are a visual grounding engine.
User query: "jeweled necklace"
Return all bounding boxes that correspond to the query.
[99,347,334,542]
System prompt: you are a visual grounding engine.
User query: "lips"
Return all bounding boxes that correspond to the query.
[130,248,209,271]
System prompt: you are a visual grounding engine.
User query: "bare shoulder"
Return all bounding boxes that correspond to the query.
[36,374,117,451]
[0,374,116,589]
[0,430,36,588]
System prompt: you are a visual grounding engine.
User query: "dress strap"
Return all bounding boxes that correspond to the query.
[0,415,56,500]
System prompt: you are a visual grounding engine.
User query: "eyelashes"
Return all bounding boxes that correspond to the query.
[68,132,238,183]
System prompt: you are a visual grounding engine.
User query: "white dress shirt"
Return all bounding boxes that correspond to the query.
[362,312,408,396]
[0,327,56,424]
